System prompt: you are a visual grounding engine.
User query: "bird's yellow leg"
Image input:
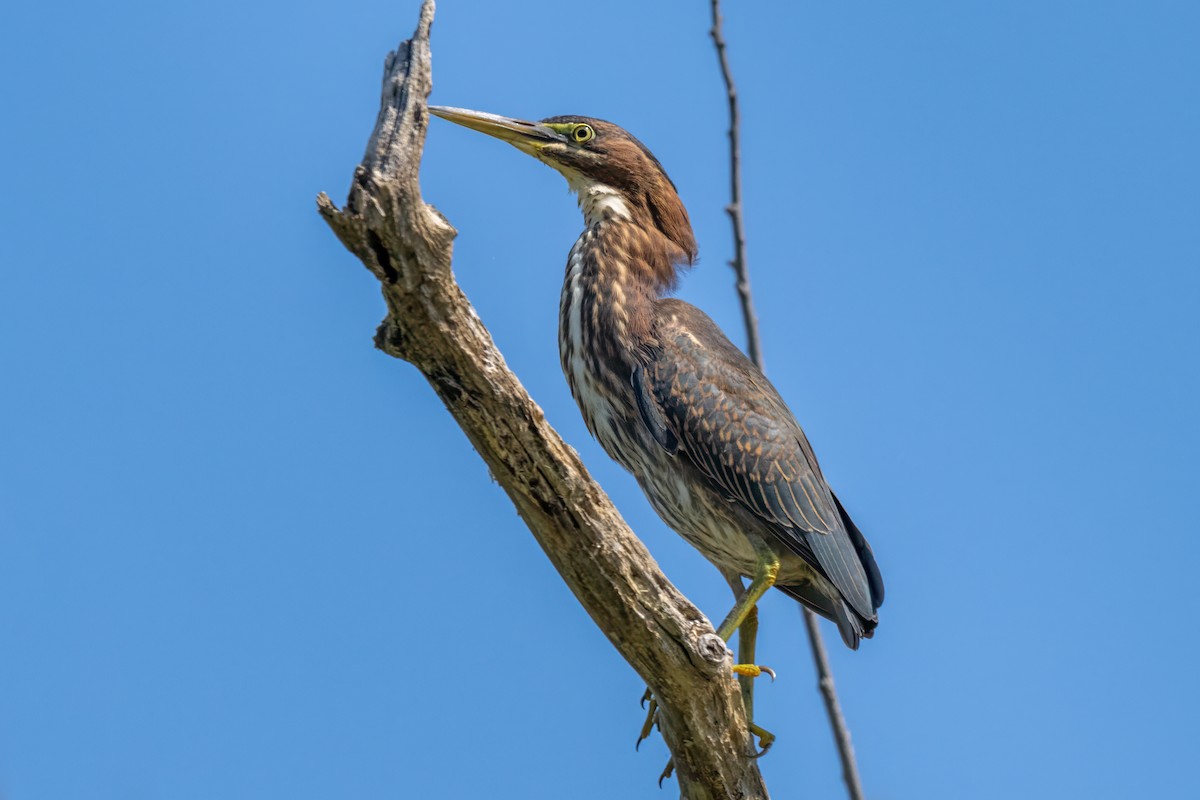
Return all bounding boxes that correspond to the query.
[636,615,774,753]
[730,599,776,755]
[728,613,775,685]
[721,570,761,715]
[717,545,779,754]
[734,602,760,712]
[637,548,780,763]
[716,542,780,641]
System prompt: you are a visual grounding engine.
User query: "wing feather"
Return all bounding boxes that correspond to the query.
[637,300,876,619]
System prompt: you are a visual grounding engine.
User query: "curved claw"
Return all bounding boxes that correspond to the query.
[640,688,652,709]
[731,663,776,681]
[749,723,777,758]
[636,695,659,751]
[657,758,675,787]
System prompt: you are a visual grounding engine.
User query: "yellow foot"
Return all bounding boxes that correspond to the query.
[732,663,776,681]
[750,722,777,757]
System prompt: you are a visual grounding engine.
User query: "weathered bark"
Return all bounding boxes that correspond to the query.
[315,2,769,797]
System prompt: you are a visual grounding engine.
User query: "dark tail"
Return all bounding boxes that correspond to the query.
[832,492,884,610]
[776,583,876,649]
[778,493,883,650]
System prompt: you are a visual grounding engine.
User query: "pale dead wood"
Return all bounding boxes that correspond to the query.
[316,2,769,797]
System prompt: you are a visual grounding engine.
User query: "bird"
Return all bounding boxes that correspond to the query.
[429,106,884,751]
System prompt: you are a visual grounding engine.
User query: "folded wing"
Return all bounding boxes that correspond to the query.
[635,300,877,620]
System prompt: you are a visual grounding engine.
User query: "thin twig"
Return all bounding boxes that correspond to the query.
[709,0,762,369]
[709,2,866,798]
[803,602,867,800]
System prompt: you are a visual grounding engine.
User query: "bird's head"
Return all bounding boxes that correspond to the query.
[430,106,697,265]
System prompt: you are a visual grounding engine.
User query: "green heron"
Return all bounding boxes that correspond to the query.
[430,106,884,752]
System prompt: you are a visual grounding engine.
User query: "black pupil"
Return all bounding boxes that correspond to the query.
[576,128,589,140]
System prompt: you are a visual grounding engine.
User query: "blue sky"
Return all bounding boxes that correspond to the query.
[2,1,1198,797]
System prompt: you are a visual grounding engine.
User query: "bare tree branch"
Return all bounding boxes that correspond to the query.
[803,604,866,800]
[709,2,866,798]
[316,2,768,797]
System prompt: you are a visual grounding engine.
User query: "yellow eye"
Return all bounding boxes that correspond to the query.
[571,124,595,143]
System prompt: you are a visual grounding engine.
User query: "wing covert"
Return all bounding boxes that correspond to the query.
[638,300,876,619]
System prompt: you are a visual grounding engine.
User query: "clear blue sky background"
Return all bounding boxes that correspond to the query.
[2,1,1197,797]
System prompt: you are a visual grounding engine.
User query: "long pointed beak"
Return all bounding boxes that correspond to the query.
[429,106,565,154]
